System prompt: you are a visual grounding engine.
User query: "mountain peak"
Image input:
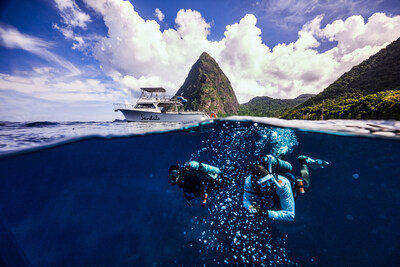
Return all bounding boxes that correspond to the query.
[199,52,212,60]
[175,52,239,114]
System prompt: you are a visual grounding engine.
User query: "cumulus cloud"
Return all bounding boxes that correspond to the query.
[154,8,165,22]
[82,0,222,95]
[309,13,400,72]
[76,0,400,102]
[0,25,81,75]
[217,13,341,101]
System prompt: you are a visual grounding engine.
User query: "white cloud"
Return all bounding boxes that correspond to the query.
[54,0,91,28]
[53,0,99,55]
[154,8,165,22]
[81,0,222,97]
[0,89,122,121]
[175,9,211,39]
[0,25,81,75]
[76,0,400,103]
[0,22,119,121]
[0,70,125,103]
[0,24,123,106]
[53,23,100,54]
[0,57,125,121]
[312,13,400,73]
[0,25,51,51]
[217,13,342,101]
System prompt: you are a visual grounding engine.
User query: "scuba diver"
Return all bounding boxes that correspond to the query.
[243,154,329,222]
[168,161,240,207]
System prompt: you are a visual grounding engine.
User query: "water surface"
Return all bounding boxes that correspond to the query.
[0,118,399,266]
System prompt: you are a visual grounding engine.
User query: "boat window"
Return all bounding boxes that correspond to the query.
[135,104,156,109]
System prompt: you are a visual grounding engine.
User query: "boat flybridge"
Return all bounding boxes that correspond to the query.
[114,87,211,122]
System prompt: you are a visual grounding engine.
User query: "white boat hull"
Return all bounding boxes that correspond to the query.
[117,109,210,122]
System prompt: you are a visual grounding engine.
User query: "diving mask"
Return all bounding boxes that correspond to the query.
[168,169,180,184]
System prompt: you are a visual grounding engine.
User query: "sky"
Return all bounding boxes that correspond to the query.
[0,0,400,121]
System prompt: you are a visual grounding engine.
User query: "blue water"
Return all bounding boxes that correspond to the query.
[0,119,399,266]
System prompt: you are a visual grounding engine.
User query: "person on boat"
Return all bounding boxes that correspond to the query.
[243,154,329,221]
[168,161,240,207]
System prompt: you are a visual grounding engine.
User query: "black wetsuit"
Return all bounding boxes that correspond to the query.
[177,168,221,198]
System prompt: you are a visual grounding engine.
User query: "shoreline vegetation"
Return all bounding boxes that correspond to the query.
[282,90,400,120]
[226,90,400,120]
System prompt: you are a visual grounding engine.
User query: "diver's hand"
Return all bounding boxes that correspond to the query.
[249,202,266,215]
[248,206,258,214]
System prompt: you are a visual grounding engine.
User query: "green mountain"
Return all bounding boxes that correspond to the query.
[238,94,314,117]
[175,52,239,115]
[283,37,400,119]
[283,90,400,120]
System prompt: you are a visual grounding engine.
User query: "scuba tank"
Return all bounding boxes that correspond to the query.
[260,155,293,174]
[188,161,221,175]
[275,157,293,173]
[259,155,308,197]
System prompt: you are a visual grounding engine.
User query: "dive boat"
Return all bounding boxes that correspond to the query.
[114,87,211,122]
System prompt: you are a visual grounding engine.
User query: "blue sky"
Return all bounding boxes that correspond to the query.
[0,0,400,121]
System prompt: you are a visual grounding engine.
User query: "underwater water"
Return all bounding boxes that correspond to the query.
[0,119,399,266]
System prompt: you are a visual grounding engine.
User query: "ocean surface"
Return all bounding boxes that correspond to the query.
[0,117,399,266]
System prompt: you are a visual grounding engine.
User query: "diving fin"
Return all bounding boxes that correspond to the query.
[298,155,329,170]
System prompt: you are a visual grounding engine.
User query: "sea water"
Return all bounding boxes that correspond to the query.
[0,118,399,266]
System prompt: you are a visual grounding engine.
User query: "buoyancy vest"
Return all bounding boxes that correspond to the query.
[251,175,281,210]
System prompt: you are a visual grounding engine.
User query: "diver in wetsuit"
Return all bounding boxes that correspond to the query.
[243,155,329,221]
[168,161,239,207]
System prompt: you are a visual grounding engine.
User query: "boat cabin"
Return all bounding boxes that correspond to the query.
[134,87,184,113]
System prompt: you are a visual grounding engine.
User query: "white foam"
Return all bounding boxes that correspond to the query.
[225,116,400,139]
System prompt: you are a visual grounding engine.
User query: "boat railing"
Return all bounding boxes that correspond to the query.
[114,103,135,111]
[138,97,178,102]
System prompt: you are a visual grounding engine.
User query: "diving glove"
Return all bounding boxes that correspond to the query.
[298,155,329,170]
